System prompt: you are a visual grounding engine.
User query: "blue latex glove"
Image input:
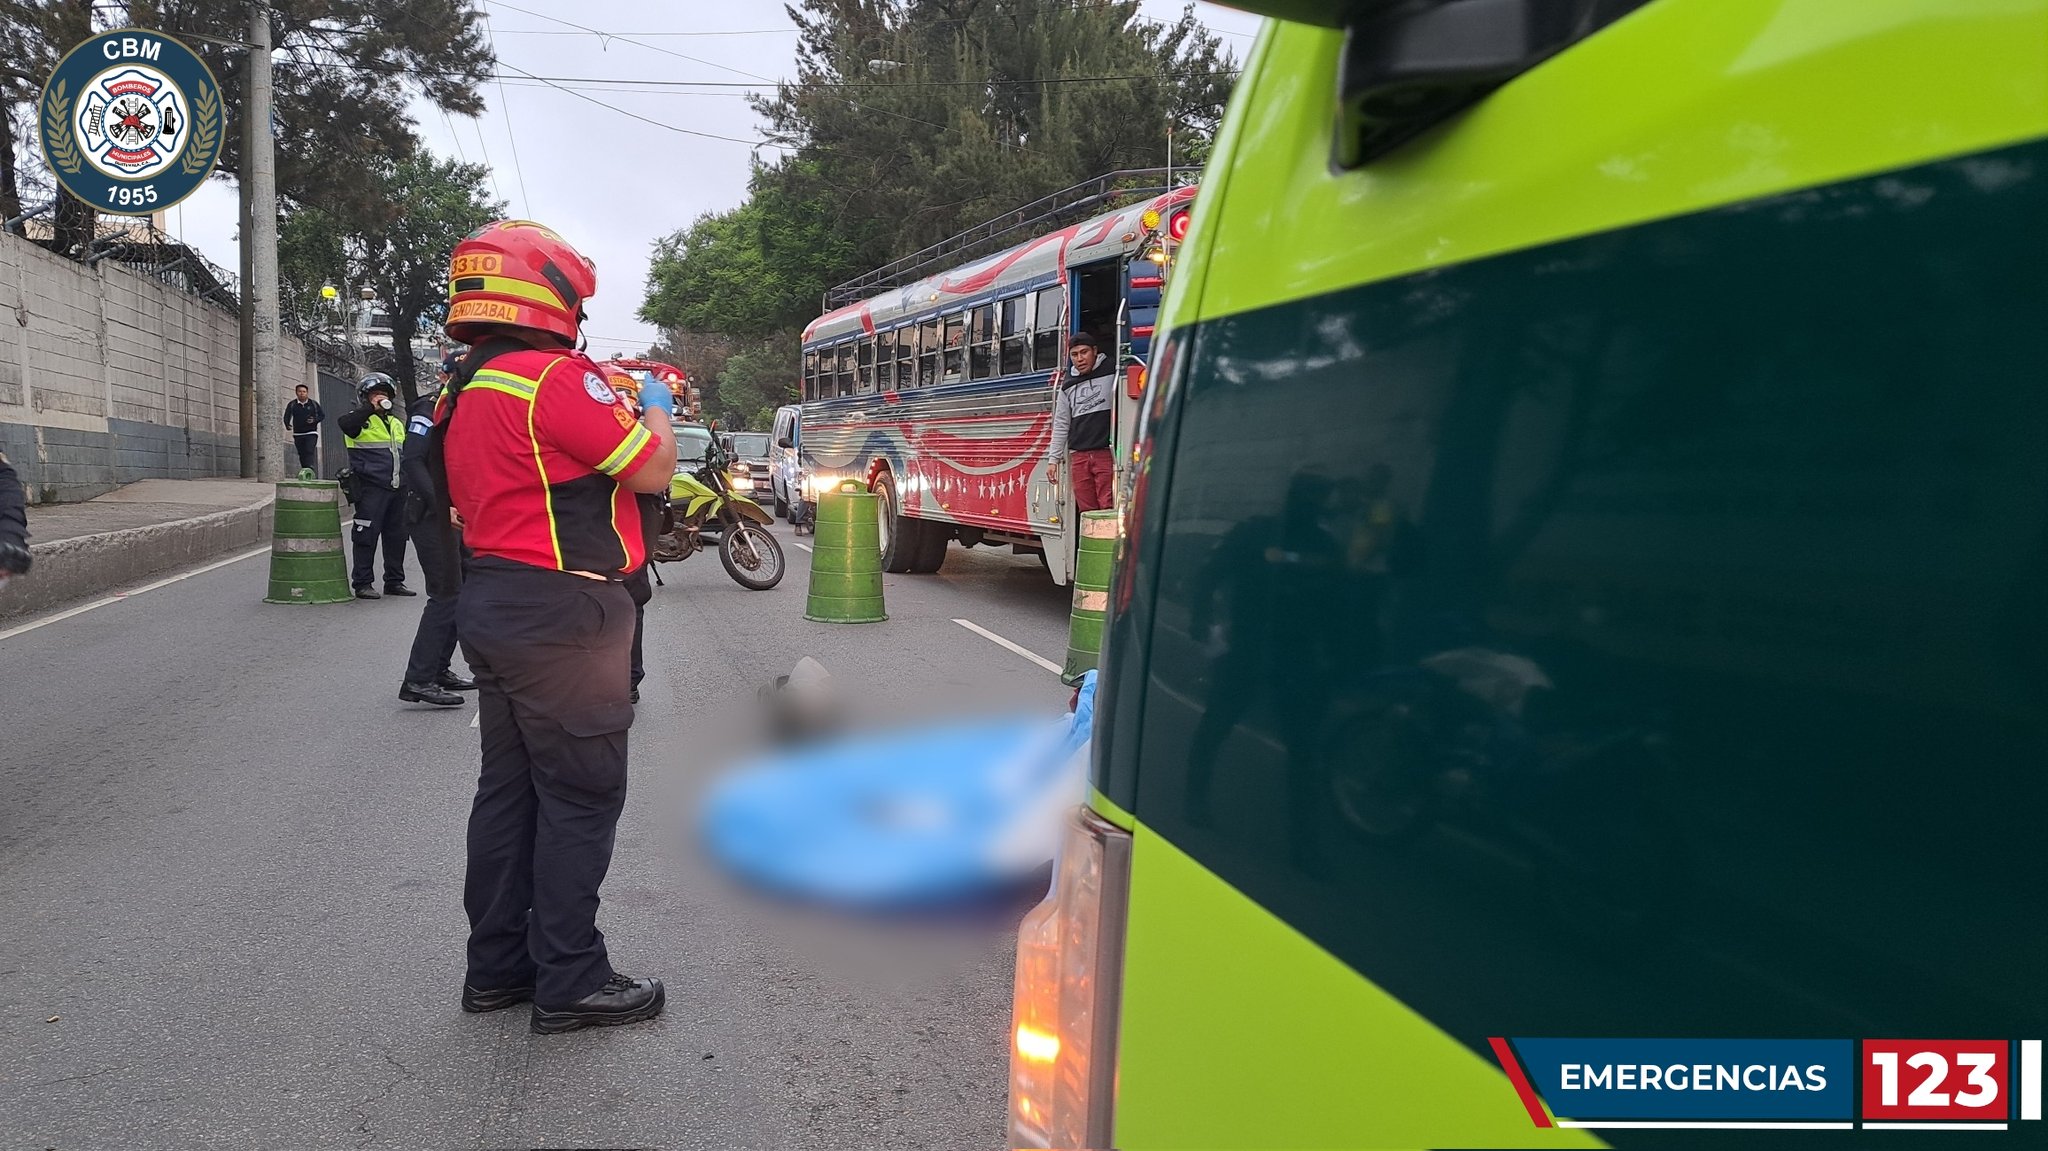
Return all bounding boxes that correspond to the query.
[638,379,675,417]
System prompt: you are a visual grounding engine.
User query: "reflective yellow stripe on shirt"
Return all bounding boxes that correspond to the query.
[467,370,539,402]
[597,424,652,477]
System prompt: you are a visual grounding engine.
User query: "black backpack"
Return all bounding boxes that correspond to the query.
[421,336,532,525]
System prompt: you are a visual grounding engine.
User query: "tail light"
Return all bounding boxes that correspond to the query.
[1007,805,1133,1149]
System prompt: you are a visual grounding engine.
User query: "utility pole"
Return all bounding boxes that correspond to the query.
[238,2,279,479]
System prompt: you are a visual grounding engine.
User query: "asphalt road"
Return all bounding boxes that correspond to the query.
[0,524,1074,1149]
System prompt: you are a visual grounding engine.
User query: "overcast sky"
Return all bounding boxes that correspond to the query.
[161,0,1265,359]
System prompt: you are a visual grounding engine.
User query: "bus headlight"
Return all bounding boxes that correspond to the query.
[1007,805,1131,1150]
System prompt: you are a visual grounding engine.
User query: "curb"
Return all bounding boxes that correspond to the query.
[0,497,277,620]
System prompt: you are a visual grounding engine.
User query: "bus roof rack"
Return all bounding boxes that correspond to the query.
[824,167,1199,310]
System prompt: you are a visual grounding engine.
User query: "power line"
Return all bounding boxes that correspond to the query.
[479,5,533,217]
[449,5,1055,157]
[486,0,776,84]
[492,59,770,145]
[441,107,469,165]
[489,26,798,37]
[281,57,1240,91]
[469,117,501,195]
[493,80,749,97]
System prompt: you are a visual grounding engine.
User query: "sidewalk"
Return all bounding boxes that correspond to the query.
[1,478,278,619]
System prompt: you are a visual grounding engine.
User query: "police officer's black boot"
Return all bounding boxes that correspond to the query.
[530,974,665,1035]
[400,680,463,707]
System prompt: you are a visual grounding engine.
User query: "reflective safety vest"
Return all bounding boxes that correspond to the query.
[344,412,405,490]
[441,348,657,576]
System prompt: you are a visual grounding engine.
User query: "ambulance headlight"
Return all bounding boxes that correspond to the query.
[1006,805,1131,1150]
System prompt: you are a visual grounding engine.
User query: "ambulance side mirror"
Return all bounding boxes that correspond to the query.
[1335,0,1581,169]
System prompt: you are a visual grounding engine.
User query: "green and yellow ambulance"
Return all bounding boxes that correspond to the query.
[1006,0,2048,1146]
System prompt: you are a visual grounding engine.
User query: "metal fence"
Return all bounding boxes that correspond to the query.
[3,199,360,378]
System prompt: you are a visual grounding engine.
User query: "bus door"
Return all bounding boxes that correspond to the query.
[1116,257,1165,497]
[1027,281,1073,581]
[1041,263,1124,582]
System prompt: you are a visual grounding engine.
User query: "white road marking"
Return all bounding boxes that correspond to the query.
[0,545,271,643]
[952,617,1062,677]
[2023,1039,2042,1121]
[793,542,813,552]
[471,709,480,728]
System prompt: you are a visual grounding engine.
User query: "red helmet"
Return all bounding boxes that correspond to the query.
[444,219,596,346]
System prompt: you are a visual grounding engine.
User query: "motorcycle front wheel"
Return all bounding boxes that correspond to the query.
[720,522,786,590]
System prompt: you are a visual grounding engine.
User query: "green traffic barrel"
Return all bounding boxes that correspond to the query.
[804,480,887,623]
[1061,510,1118,684]
[264,469,354,604]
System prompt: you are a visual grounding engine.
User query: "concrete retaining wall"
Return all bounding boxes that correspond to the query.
[0,231,313,502]
[2,497,275,619]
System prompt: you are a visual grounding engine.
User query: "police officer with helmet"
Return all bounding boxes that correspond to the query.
[338,373,414,599]
[430,220,678,1033]
[395,370,473,708]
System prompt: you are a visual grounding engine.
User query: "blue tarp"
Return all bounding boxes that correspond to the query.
[701,673,1096,907]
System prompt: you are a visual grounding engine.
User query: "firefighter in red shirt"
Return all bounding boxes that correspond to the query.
[429,220,678,1034]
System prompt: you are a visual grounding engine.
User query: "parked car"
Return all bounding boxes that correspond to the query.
[720,431,778,510]
[770,404,802,518]
[673,421,714,471]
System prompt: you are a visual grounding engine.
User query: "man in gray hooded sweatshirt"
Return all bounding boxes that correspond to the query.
[1047,332,1117,512]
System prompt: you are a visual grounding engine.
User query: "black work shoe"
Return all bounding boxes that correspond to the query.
[461,984,534,1013]
[437,673,477,691]
[354,585,381,600]
[630,688,641,704]
[400,681,463,707]
[530,974,665,1034]
[384,584,419,597]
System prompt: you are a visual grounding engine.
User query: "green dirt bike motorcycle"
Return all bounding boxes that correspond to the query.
[652,434,787,590]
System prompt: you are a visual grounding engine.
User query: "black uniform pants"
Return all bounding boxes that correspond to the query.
[459,564,637,1006]
[625,566,652,689]
[402,509,462,684]
[292,432,320,472]
[351,484,408,589]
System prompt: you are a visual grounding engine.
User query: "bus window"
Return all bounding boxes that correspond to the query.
[802,350,818,401]
[942,315,966,383]
[1032,285,1065,370]
[999,296,1027,376]
[919,318,941,387]
[857,339,876,392]
[834,344,854,396]
[894,326,915,388]
[970,305,995,380]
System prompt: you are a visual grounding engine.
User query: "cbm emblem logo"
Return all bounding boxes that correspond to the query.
[38,30,222,215]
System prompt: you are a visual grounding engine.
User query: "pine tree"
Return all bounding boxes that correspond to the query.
[642,0,1234,393]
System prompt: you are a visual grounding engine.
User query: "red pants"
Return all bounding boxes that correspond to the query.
[1070,449,1115,512]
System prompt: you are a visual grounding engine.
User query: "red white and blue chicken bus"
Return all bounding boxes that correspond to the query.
[798,180,1195,582]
